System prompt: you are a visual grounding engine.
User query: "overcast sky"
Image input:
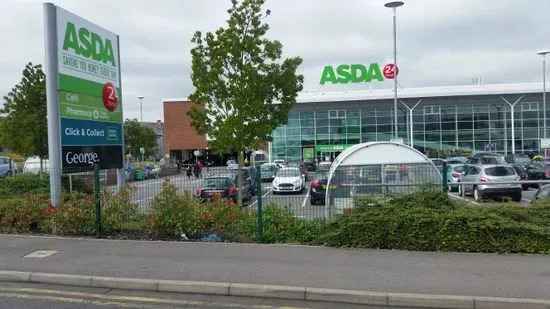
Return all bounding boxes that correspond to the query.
[1,0,549,122]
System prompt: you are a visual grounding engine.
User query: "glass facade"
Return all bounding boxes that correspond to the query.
[271,93,546,162]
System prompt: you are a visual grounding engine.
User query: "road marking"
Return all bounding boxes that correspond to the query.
[248,188,273,207]
[448,193,479,205]
[0,287,304,309]
[302,187,310,208]
[23,250,57,258]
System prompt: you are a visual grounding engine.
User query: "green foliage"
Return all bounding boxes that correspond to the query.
[124,118,158,157]
[187,0,303,154]
[235,205,325,244]
[0,195,50,233]
[44,192,95,236]
[0,63,48,159]
[316,190,550,254]
[147,180,201,238]
[100,185,139,232]
[0,173,50,197]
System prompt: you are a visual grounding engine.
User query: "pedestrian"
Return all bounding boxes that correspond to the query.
[399,164,407,181]
[186,164,192,179]
[197,161,203,178]
[176,160,182,173]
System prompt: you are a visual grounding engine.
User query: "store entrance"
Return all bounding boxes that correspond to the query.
[316,151,341,163]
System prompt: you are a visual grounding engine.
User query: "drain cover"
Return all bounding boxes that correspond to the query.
[24,250,58,258]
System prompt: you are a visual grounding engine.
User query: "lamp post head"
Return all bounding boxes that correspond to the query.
[138,96,144,100]
[538,50,550,56]
[385,1,404,8]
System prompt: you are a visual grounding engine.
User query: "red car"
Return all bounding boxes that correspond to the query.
[287,161,309,180]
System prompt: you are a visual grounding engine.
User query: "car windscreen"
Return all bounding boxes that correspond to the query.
[315,172,328,181]
[204,178,229,189]
[479,157,503,165]
[277,169,300,177]
[514,155,531,164]
[261,165,274,171]
[452,165,465,173]
[0,158,9,164]
[513,165,526,173]
[484,166,516,176]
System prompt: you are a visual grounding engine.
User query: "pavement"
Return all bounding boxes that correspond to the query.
[1,235,550,308]
[448,187,537,205]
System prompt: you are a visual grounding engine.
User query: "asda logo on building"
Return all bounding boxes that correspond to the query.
[320,63,393,85]
[62,22,116,67]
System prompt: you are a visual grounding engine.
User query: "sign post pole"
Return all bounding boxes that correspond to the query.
[44,2,62,207]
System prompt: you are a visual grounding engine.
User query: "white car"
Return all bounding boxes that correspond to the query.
[23,156,49,174]
[273,159,286,169]
[272,167,305,194]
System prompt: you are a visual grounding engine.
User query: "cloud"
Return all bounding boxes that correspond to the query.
[1,0,548,122]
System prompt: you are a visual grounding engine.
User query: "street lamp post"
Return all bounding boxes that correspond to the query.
[137,96,144,125]
[538,50,550,140]
[385,1,404,140]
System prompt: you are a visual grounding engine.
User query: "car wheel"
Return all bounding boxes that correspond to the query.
[310,198,316,205]
[457,184,463,196]
[522,184,529,191]
[512,193,522,202]
[473,187,482,202]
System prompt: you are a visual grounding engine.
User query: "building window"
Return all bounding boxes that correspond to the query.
[521,102,539,112]
[329,110,346,119]
[423,106,441,115]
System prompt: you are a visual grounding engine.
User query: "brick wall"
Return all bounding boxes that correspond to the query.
[163,100,207,154]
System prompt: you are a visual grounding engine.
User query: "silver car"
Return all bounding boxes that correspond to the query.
[0,156,18,179]
[458,164,521,202]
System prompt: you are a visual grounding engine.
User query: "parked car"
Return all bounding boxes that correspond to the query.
[272,167,305,194]
[446,163,465,192]
[260,163,278,182]
[316,161,332,172]
[23,156,49,174]
[226,159,238,170]
[273,159,286,169]
[287,161,309,180]
[304,161,316,172]
[505,153,532,167]
[466,155,507,166]
[458,164,522,202]
[511,164,529,190]
[444,156,468,165]
[0,156,18,179]
[310,171,329,205]
[524,162,550,189]
[532,184,550,203]
[197,174,241,203]
[239,166,257,195]
[430,158,446,173]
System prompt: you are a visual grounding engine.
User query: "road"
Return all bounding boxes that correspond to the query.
[0,282,400,309]
[448,187,538,205]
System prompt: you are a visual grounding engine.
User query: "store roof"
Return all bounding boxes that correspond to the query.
[296,82,542,103]
[163,82,542,104]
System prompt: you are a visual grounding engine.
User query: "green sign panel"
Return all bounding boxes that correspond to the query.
[54,6,123,171]
[302,148,314,159]
[320,64,384,85]
[315,144,352,152]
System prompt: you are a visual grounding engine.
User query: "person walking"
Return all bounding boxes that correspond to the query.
[197,161,203,178]
[186,164,192,179]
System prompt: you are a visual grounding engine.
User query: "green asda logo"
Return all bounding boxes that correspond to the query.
[320,63,384,85]
[63,22,116,67]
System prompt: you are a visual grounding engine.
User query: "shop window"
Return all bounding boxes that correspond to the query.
[521,102,539,112]
[329,110,346,119]
[423,106,440,115]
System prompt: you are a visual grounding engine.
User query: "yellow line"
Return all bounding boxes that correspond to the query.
[0,287,311,309]
[0,293,156,308]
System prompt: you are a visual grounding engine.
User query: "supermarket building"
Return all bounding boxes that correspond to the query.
[163,82,545,163]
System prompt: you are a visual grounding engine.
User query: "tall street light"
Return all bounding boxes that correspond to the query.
[385,1,404,141]
[538,50,550,140]
[137,96,144,125]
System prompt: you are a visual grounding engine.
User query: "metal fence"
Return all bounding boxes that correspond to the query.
[2,161,548,241]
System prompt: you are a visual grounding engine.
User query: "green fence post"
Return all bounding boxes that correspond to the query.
[441,160,448,192]
[256,166,263,243]
[94,163,101,237]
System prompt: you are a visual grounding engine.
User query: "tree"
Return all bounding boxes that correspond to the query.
[188,0,303,205]
[124,118,158,158]
[0,63,48,169]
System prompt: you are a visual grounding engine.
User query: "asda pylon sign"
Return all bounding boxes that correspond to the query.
[319,63,398,85]
[46,4,123,174]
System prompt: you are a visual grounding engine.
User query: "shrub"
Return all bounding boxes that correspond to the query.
[235,205,325,244]
[101,185,139,232]
[0,173,50,197]
[0,195,50,233]
[147,180,201,238]
[44,192,95,236]
[315,190,550,254]
[197,198,245,234]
